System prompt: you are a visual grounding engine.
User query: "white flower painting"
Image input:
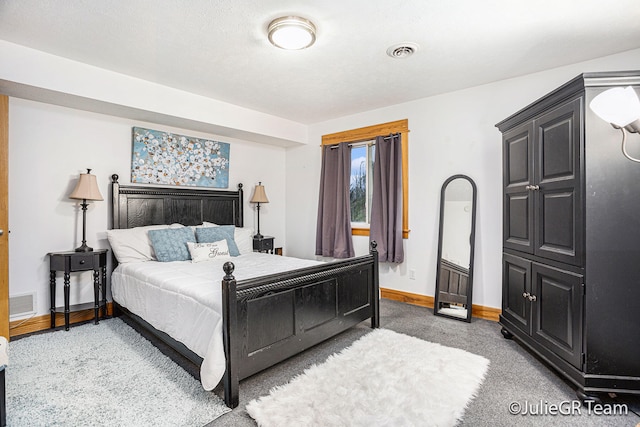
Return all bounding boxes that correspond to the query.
[131,127,230,188]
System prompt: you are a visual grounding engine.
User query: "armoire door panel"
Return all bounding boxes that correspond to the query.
[503,122,534,253]
[505,130,531,187]
[538,190,576,261]
[536,98,581,186]
[532,263,583,369]
[505,193,533,252]
[534,97,583,266]
[539,119,574,182]
[502,254,532,335]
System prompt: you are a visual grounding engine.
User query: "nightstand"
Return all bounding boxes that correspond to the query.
[48,249,108,331]
[253,236,275,253]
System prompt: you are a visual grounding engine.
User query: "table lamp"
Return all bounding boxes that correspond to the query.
[250,182,269,239]
[69,169,103,252]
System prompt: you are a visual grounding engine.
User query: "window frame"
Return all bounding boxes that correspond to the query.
[321,119,410,238]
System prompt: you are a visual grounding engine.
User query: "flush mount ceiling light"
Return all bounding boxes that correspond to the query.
[386,42,420,59]
[268,16,316,50]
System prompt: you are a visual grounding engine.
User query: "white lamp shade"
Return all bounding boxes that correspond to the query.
[69,172,103,201]
[589,86,640,127]
[268,16,316,50]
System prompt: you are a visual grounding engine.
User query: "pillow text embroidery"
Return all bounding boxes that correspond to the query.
[208,245,229,258]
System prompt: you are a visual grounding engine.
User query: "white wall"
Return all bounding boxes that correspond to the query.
[8,46,640,320]
[8,98,287,318]
[285,48,640,310]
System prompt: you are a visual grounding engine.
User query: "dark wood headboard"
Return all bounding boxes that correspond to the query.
[110,174,243,229]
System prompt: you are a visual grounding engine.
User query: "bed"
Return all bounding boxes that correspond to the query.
[108,174,380,408]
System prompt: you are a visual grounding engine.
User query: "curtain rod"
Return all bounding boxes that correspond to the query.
[328,132,400,149]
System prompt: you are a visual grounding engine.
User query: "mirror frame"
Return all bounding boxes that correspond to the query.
[433,174,477,323]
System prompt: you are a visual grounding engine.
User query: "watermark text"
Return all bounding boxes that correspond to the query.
[508,400,628,416]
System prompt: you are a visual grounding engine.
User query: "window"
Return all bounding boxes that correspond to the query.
[349,141,375,226]
[322,119,410,238]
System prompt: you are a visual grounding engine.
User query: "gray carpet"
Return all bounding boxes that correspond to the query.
[208,299,640,426]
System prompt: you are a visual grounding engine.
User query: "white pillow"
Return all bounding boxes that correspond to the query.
[191,222,217,233]
[234,227,255,255]
[187,240,231,263]
[106,224,171,263]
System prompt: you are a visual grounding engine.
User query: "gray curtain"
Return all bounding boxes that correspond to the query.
[315,143,355,258]
[370,134,404,263]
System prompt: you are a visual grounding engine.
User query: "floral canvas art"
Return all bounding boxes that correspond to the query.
[131,127,230,188]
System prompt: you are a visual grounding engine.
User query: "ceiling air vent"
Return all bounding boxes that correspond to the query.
[386,42,419,59]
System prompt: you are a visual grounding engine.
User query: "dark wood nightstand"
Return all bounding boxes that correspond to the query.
[48,249,108,331]
[253,236,275,253]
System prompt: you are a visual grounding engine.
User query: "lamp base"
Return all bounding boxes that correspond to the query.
[75,243,93,252]
[253,233,264,240]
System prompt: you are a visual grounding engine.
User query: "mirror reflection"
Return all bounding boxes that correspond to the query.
[434,175,477,322]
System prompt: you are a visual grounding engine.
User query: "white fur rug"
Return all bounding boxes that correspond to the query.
[246,329,489,427]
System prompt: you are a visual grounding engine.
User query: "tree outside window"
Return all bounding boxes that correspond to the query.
[350,142,375,225]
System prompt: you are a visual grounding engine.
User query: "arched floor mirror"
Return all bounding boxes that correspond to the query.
[434,174,477,322]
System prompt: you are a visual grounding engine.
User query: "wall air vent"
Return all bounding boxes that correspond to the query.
[10,292,36,319]
[386,42,420,59]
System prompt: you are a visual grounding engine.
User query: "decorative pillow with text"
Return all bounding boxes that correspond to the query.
[187,240,232,263]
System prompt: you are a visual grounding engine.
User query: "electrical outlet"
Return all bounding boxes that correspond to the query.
[409,269,416,280]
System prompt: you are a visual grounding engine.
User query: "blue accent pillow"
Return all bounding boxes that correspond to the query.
[148,227,196,262]
[195,225,240,256]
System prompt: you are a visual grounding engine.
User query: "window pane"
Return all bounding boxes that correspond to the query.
[350,146,367,223]
[367,144,375,222]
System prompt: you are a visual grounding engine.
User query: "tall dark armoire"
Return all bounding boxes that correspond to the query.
[496,71,640,400]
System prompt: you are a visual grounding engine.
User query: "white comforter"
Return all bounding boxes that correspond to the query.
[111,252,321,390]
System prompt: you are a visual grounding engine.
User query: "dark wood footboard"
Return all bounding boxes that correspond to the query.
[221,243,380,408]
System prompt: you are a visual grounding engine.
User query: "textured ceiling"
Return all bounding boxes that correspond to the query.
[1,0,640,124]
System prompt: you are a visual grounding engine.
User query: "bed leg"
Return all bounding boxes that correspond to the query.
[222,262,240,408]
[112,302,122,317]
[224,375,239,409]
[370,241,380,329]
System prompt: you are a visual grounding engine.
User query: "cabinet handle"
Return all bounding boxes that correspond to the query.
[80,260,85,264]
[522,292,537,301]
[525,185,540,191]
